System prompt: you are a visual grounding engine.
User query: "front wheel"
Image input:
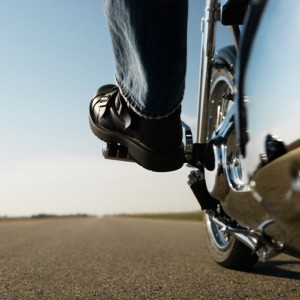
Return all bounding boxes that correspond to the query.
[204,46,258,270]
[205,212,258,270]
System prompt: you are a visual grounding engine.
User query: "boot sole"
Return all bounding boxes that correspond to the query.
[89,116,184,172]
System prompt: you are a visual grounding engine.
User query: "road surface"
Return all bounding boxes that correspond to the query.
[0,217,299,299]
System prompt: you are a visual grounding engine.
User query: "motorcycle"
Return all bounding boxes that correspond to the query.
[102,0,300,270]
[186,0,300,270]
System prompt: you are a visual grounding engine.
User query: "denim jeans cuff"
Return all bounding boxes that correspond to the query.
[115,75,182,120]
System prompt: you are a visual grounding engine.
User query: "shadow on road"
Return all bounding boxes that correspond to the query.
[252,260,300,280]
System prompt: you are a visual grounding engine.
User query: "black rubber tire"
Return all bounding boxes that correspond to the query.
[204,46,258,270]
[205,213,258,270]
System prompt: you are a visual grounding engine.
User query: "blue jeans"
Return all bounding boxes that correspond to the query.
[103,0,188,119]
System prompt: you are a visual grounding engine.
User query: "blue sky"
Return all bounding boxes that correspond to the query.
[0,1,232,216]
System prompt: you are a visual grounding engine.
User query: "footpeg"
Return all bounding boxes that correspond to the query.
[102,142,134,162]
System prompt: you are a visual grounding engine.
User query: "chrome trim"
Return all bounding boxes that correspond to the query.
[205,213,233,250]
[208,212,257,252]
[207,210,284,262]
[182,121,194,162]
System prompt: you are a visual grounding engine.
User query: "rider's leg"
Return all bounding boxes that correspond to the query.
[89,0,188,171]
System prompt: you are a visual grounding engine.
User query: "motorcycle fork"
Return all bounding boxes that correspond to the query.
[197,0,240,144]
[188,0,224,211]
[197,0,219,144]
[189,0,242,210]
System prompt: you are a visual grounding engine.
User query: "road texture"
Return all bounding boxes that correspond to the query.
[0,217,299,300]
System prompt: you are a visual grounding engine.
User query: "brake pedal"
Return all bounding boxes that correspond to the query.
[102,142,134,162]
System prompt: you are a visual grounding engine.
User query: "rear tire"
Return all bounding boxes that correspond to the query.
[204,46,258,270]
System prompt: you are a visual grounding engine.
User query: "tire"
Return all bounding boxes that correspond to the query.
[206,55,235,138]
[204,46,258,270]
[205,212,258,270]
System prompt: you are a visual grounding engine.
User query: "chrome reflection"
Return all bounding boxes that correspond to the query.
[225,0,300,252]
[205,212,233,251]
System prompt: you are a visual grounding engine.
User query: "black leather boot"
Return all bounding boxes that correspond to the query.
[89,85,184,172]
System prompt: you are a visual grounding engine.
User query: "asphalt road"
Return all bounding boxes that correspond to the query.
[0,217,299,300]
